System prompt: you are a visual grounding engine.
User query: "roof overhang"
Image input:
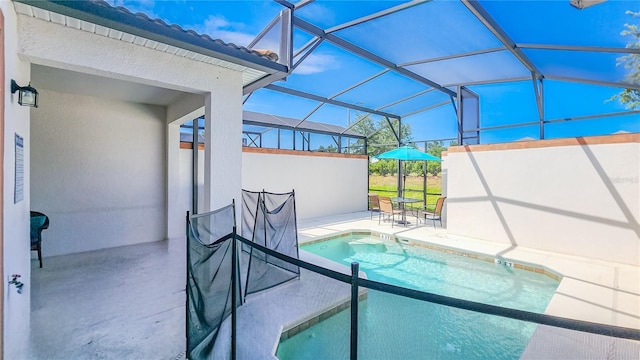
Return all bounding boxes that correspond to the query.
[13,0,289,90]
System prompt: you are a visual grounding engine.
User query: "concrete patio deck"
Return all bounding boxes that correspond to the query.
[28,211,639,359]
[29,237,186,359]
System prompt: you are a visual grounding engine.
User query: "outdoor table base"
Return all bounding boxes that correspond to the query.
[391,197,421,226]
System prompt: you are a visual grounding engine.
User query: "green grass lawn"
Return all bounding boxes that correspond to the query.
[369,175,442,211]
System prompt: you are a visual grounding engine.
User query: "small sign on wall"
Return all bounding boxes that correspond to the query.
[15,133,24,203]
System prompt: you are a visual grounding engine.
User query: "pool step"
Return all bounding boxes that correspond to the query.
[279,290,368,342]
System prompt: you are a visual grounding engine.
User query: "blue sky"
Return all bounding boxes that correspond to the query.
[114,0,639,147]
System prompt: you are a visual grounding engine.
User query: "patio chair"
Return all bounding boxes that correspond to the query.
[378,197,402,227]
[30,211,49,268]
[368,194,381,219]
[420,197,446,228]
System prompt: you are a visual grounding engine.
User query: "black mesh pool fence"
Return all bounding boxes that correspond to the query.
[186,204,238,359]
[241,189,300,296]
[187,203,640,360]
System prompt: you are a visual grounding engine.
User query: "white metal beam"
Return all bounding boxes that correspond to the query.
[461,0,544,80]
[547,75,640,91]
[273,0,295,9]
[532,75,544,139]
[292,0,315,10]
[443,77,531,87]
[377,88,435,111]
[401,100,450,118]
[293,16,457,97]
[328,69,390,99]
[399,47,505,67]
[265,84,399,118]
[243,72,289,95]
[518,43,640,55]
[292,37,324,71]
[248,13,281,48]
[326,0,431,34]
[298,102,325,126]
[341,113,372,135]
[544,110,640,124]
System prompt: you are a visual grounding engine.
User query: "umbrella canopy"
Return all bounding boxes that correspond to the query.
[375,146,441,161]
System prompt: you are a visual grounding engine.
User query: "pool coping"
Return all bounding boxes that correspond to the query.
[278,291,368,342]
[299,229,563,282]
[277,229,564,355]
[288,213,639,357]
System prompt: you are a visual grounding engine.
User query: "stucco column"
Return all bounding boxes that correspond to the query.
[166,123,181,238]
[203,84,242,215]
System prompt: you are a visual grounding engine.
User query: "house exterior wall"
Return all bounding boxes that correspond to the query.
[2,3,32,359]
[444,134,640,266]
[30,89,167,256]
[3,2,256,358]
[176,147,368,227]
[16,8,245,254]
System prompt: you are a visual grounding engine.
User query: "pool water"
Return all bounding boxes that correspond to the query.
[276,234,560,360]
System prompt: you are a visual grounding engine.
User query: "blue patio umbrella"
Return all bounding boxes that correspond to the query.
[375,146,441,200]
[375,145,441,162]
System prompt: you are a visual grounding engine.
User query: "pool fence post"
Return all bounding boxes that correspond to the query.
[231,227,238,360]
[185,211,190,357]
[350,262,359,360]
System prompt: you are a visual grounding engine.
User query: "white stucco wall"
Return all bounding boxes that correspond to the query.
[445,136,640,265]
[241,151,368,220]
[203,85,243,217]
[176,148,368,226]
[174,146,204,236]
[165,72,243,238]
[2,4,32,359]
[30,89,167,256]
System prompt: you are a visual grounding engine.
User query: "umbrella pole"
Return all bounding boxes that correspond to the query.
[397,160,402,198]
[423,160,427,210]
[403,174,406,199]
[402,161,406,199]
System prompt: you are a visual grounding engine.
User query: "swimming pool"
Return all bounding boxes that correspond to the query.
[276,233,560,359]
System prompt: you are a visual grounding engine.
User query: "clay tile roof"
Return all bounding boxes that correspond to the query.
[90,0,279,62]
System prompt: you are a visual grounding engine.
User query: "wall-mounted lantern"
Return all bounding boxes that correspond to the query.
[10,80,39,108]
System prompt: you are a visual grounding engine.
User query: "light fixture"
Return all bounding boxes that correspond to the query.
[10,80,39,108]
[570,0,607,10]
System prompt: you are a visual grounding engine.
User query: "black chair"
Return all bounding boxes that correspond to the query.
[30,211,49,268]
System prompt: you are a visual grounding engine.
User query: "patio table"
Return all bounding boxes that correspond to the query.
[391,197,421,226]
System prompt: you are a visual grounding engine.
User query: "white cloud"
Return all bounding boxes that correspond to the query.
[193,15,284,54]
[203,15,231,31]
[195,15,255,47]
[113,0,159,19]
[301,3,335,27]
[294,53,338,75]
